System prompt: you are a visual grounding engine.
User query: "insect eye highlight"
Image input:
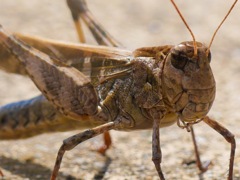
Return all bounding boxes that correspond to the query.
[171,53,188,70]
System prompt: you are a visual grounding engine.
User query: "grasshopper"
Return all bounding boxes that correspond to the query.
[0,0,238,179]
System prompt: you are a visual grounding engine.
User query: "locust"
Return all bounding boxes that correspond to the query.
[0,0,238,179]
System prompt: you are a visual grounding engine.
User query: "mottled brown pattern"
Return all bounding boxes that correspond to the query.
[1,29,99,120]
[0,0,238,179]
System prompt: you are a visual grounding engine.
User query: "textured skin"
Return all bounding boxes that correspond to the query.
[0,95,99,140]
[1,31,98,120]
[0,29,215,139]
[162,41,215,122]
[0,34,132,139]
[0,0,234,179]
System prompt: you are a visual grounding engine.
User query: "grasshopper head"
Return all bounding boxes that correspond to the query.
[162,41,215,123]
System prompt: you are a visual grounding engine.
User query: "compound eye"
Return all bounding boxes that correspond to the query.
[171,53,188,69]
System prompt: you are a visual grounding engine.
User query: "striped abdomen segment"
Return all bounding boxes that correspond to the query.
[0,95,95,140]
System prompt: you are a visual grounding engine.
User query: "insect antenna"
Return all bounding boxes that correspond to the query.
[170,0,197,56]
[206,0,238,55]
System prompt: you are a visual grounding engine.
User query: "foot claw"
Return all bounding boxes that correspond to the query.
[96,146,108,155]
[199,160,212,173]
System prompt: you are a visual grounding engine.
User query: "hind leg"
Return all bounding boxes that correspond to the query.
[66,0,126,155]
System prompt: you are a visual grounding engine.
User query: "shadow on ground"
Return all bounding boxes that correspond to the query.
[0,155,112,180]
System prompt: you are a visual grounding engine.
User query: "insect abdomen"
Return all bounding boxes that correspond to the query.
[0,95,95,140]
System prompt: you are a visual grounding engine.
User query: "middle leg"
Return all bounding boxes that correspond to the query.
[66,0,120,155]
[190,126,211,173]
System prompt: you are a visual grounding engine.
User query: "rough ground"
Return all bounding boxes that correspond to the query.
[0,0,240,179]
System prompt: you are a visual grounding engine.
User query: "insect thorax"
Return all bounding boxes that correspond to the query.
[96,56,169,130]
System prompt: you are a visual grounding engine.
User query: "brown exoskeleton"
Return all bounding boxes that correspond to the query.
[0,0,238,179]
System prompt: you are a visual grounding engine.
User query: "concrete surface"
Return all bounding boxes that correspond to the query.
[0,0,240,179]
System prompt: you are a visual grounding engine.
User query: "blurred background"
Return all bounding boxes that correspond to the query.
[0,0,240,179]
